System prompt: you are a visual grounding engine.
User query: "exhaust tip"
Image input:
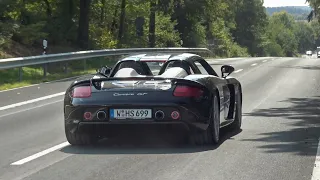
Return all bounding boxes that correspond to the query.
[155,110,165,120]
[97,111,107,120]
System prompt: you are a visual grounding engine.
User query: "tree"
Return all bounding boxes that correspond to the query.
[149,0,156,47]
[0,0,316,58]
[232,0,268,56]
[78,0,91,49]
[306,0,320,22]
[117,0,126,47]
[267,12,298,57]
[294,22,315,52]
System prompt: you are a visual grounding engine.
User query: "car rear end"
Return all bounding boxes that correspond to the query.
[64,77,213,138]
[306,51,312,56]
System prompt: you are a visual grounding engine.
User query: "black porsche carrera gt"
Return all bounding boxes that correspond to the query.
[63,53,243,146]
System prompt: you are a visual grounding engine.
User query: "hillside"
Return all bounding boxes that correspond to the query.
[266,6,312,20]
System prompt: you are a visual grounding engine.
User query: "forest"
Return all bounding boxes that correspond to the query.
[0,0,319,59]
[266,6,311,21]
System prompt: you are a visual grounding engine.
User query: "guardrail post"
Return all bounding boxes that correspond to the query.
[42,48,47,77]
[65,62,68,74]
[19,67,23,81]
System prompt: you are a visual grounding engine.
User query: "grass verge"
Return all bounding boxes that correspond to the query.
[0,57,119,91]
[0,67,96,91]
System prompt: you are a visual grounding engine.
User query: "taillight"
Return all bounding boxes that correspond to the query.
[71,86,91,98]
[173,85,203,97]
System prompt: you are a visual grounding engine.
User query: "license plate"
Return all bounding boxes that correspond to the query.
[110,109,152,119]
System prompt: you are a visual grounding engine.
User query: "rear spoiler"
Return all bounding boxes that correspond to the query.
[69,76,205,89]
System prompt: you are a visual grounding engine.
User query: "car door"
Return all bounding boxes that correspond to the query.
[192,58,231,124]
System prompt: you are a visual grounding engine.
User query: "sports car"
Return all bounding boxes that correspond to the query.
[64,53,243,146]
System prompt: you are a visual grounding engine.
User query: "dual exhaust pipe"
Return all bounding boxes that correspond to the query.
[97,111,107,120]
[155,110,165,120]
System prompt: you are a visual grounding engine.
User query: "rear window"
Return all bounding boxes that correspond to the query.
[163,61,194,74]
[144,61,165,75]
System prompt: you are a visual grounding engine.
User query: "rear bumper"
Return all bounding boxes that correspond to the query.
[65,119,208,136]
[65,120,207,137]
[64,102,212,135]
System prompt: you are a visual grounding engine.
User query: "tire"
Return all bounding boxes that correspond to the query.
[230,90,242,130]
[65,129,99,146]
[190,93,220,145]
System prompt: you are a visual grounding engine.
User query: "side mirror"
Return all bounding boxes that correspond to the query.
[97,66,111,75]
[221,65,235,78]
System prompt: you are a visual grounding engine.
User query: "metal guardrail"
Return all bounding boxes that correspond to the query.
[0,47,212,70]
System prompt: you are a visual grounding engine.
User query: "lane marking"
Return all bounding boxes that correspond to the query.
[0,92,65,111]
[238,62,271,79]
[311,139,320,180]
[11,142,70,165]
[0,84,40,93]
[234,69,243,73]
[263,60,267,62]
[251,63,257,66]
[0,100,62,118]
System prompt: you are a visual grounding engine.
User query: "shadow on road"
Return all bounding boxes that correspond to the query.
[242,96,320,156]
[60,127,242,155]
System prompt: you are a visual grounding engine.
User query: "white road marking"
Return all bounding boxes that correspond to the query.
[0,92,65,111]
[311,139,320,180]
[238,62,269,79]
[11,142,70,165]
[0,84,40,93]
[263,60,267,62]
[251,63,257,66]
[234,69,243,73]
[0,100,62,118]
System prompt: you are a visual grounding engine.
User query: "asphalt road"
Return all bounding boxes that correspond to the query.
[0,57,319,180]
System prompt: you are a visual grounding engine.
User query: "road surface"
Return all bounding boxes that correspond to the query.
[0,57,319,180]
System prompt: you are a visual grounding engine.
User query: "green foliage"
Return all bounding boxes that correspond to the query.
[155,12,181,47]
[232,0,269,56]
[0,0,319,59]
[13,22,48,45]
[89,25,118,49]
[264,41,285,57]
[230,43,250,57]
[294,22,315,52]
[266,6,312,20]
[265,11,319,57]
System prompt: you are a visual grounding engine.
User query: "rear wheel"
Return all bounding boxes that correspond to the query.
[65,129,99,146]
[190,93,220,145]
